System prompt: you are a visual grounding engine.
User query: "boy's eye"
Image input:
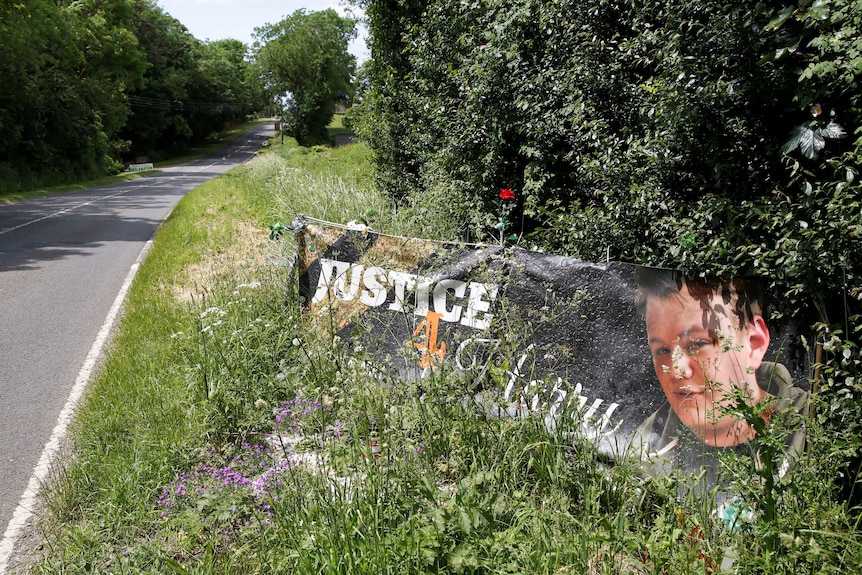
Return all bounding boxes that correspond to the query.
[652,346,671,358]
[686,339,709,353]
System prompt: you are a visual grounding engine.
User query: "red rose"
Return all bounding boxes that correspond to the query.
[499,188,515,201]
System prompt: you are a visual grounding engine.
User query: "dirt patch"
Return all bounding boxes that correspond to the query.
[172,220,271,303]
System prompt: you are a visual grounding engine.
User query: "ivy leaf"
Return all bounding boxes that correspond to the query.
[782,124,815,158]
[805,129,827,159]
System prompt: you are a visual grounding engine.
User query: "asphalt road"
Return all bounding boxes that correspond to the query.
[0,123,274,559]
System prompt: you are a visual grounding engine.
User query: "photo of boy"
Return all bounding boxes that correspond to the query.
[633,268,808,479]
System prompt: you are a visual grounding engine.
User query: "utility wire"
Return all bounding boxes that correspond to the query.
[127,94,249,113]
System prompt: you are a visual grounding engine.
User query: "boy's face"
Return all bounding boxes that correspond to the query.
[644,284,770,446]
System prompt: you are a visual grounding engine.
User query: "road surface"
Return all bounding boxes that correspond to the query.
[0,123,274,568]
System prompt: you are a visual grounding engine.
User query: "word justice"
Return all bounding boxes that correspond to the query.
[311,258,498,330]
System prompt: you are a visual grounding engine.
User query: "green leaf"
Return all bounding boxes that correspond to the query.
[808,0,831,21]
[449,544,479,572]
[764,6,795,32]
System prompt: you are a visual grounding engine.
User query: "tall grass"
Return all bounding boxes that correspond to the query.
[21,133,862,575]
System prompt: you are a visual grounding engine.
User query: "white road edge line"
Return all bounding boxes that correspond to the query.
[0,186,150,237]
[0,239,154,574]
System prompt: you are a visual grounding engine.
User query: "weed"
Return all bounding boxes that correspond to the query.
[24,135,862,575]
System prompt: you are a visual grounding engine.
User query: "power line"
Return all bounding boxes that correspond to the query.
[126,94,249,113]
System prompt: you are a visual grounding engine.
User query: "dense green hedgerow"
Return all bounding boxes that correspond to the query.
[356,0,862,510]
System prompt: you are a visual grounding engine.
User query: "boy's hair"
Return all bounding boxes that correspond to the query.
[635,268,764,327]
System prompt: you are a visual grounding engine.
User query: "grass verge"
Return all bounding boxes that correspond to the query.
[20,133,862,575]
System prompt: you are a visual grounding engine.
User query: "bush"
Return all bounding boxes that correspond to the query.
[358,0,861,310]
[354,2,862,544]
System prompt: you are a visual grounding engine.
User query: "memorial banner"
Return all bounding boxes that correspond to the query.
[295,217,810,475]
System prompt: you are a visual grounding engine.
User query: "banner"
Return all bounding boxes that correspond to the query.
[295,217,810,479]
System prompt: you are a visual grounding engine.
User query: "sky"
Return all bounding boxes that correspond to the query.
[156,0,369,62]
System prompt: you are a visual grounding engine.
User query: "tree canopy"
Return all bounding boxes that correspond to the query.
[357,0,861,321]
[0,0,144,189]
[121,4,264,160]
[0,0,266,192]
[355,0,862,490]
[254,9,357,146]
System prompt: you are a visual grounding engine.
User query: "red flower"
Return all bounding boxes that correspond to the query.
[499,188,515,201]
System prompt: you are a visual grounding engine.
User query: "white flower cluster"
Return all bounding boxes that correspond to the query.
[200,306,228,333]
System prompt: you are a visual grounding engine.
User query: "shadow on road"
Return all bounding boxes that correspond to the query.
[0,167,242,273]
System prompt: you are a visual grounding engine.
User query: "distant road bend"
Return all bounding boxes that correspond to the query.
[0,123,275,572]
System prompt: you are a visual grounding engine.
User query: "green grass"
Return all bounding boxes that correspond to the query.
[22,132,293,572]
[22,131,862,575]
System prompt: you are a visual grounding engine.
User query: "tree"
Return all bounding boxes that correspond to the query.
[358,0,859,310]
[0,0,145,190]
[188,39,265,136]
[359,0,862,508]
[254,9,356,146]
[0,0,266,191]
[358,0,806,236]
[350,0,430,199]
[121,0,198,158]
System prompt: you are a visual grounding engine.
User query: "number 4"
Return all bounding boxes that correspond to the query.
[410,311,447,369]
